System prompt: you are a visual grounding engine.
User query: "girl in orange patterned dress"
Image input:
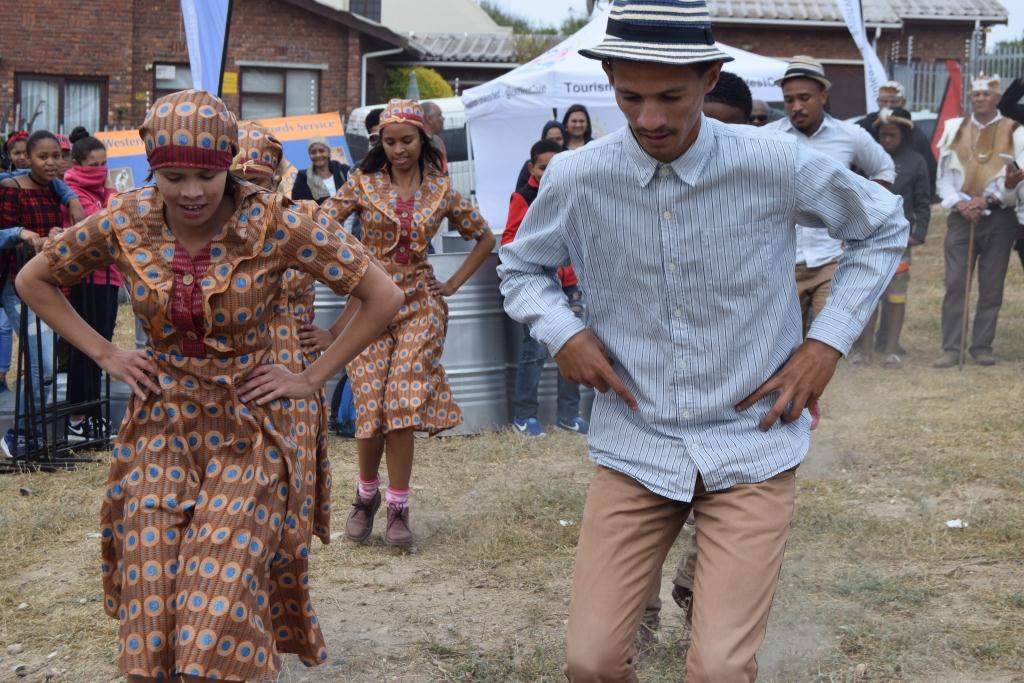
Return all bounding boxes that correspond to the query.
[16,90,403,683]
[321,99,495,548]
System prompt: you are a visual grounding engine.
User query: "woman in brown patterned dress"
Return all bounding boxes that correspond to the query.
[321,99,495,548]
[16,90,403,682]
[231,121,336,544]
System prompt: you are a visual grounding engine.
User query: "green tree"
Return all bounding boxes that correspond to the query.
[992,36,1023,54]
[480,1,553,34]
[386,67,455,101]
[559,13,588,35]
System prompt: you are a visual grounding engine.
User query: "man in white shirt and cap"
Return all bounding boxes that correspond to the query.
[765,56,896,335]
[933,74,1024,367]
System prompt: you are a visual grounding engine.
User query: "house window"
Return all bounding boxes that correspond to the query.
[350,0,382,22]
[153,63,193,101]
[240,68,319,119]
[16,75,106,133]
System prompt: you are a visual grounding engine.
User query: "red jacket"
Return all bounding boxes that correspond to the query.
[501,175,577,288]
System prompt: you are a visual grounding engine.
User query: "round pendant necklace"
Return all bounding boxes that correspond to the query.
[970,125,993,164]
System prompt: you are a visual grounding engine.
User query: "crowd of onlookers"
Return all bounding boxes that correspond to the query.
[1,60,1022,456]
[0,125,120,455]
[498,57,1024,444]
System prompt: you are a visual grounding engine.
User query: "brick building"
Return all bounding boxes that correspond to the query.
[708,0,1009,117]
[1,0,405,134]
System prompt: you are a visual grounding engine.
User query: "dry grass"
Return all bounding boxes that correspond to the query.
[1,208,1023,682]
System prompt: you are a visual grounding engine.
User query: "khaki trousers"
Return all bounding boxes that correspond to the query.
[795,259,838,333]
[565,467,796,683]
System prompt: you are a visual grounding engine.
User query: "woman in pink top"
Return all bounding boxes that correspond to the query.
[60,134,121,440]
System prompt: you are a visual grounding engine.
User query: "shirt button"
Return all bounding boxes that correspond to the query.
[666,262,677,273]
[182,273,194,286]
[675,360,686,372]
[662,211,672,220]
[673,308,683,319]
[681,410,692,420]
[186,331,198,340]
[659,166,672,177]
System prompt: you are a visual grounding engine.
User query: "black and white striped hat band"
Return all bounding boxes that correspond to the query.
[605,19,715,45]
[579,0,733,66]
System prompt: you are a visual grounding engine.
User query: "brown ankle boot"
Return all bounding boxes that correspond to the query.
[384,504,413,548]
[344,489,381,542]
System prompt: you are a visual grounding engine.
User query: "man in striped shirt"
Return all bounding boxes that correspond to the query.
[498,1,909,681]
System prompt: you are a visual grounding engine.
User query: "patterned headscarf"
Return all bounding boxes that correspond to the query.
[232,121,284,178]
[378,99,427,133]
[5,131,28,151]
[140,89,238,171]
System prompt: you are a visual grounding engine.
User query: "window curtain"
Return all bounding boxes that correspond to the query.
[19,78,60,132]
[64,81,101,133]
[285,70,318,116]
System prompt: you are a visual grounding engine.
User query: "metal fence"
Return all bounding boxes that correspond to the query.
[891,61,949,113]
[893,26,1024,115]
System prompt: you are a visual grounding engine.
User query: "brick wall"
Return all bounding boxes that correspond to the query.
[3,0,370,132]
[2,0,135,131]
[714,21,979,117]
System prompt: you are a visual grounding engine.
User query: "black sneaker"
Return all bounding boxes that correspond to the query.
[90,416,111,438]
[66,419,88,443]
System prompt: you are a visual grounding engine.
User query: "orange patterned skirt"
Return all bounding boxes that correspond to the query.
[347,258,461,438]
[102,349,327,680]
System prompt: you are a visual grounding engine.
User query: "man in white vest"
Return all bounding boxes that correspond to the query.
[933,74,1024,367]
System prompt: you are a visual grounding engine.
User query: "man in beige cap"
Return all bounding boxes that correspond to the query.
[933,74,1024,367]
[765,56,895,336]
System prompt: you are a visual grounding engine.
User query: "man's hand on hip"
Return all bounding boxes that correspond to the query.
[554,330,638,411]
[736,339,841,431]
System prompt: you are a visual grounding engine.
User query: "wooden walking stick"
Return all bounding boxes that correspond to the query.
[958,216,979,370]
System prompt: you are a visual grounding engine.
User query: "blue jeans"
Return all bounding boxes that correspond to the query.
[512,286,582,423]
[3,279,54,415]
[0,308,11,375]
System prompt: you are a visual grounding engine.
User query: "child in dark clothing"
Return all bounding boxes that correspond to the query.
[502,138,588,437]
[853,108,931,368]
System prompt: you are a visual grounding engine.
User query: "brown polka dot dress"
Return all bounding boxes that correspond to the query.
[321,170,487,437]
[42,180,369,681]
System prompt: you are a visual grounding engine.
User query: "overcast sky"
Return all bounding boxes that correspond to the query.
[987,6,1022,50]
[494,0,1021,53]
[484,0,590,28]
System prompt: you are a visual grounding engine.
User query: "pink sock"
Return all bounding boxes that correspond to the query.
[385,486,410,508]
[357,477,379,502]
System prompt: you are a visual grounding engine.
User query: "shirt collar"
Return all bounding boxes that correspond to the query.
[777,113,834,139]
[971,111,1003,129]
[621,115,716,188]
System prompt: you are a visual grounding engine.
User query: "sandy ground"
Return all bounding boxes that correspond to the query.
[0,208,1022,682]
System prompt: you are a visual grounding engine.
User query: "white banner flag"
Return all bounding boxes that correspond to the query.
[181,0,232,96]
[835,0,888,112]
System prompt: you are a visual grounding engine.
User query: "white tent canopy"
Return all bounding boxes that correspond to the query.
[461,6,788,230]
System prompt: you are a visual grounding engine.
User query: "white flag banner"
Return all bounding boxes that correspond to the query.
[835,0,887,112]
[181,0,232,95]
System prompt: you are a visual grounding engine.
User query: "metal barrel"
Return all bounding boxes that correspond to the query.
[312,282,348,419]
[432,252,508,435]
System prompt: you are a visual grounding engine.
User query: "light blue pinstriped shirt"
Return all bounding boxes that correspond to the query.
[498,116,909,501]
